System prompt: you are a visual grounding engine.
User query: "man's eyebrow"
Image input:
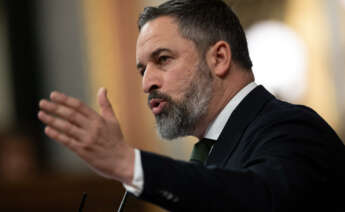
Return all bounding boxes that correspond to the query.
[136,48,172,70]
[151,48,172,58]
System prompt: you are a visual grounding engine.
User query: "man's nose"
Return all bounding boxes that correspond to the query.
[142,64,162,93]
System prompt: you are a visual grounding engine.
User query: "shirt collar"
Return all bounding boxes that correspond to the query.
[203,82,258,140]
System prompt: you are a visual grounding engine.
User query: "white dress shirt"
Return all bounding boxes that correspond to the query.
[123,82,258,196]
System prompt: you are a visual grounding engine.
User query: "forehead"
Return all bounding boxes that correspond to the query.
[136,16,195,62]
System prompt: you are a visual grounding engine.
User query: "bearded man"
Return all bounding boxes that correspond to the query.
[38,0,345,211]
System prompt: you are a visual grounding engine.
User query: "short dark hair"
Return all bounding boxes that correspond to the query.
[138,0,252,70]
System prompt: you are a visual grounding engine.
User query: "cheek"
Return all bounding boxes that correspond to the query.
[163,65,196,98]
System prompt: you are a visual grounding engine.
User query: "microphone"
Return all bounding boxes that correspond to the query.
[78,192,87,212]
[116,191,129,212]
[77,191,128,211]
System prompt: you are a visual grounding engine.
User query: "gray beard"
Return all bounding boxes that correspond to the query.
[150,61,213,140]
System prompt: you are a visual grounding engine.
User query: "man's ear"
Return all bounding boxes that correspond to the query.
[206,41,231,78]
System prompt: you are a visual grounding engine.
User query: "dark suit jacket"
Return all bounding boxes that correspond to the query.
[137,86,345,211]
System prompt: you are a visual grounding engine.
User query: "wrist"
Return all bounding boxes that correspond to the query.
[113,145,135,184]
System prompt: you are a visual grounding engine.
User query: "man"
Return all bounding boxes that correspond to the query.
[38,0,345,211]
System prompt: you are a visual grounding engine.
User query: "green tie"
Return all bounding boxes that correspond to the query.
[190,138,216,164]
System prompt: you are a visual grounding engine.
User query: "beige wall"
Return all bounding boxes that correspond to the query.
[285,0,345,138]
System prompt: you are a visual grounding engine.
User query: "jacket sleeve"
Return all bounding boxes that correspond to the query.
[135,121,341,212]
[137,150,273,211]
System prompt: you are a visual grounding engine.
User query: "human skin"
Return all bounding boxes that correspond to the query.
[38,88,135,184]
[137,16,252,138]
[38,16,253,184]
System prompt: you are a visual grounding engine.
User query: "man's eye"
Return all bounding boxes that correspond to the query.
[158,56,170,64]
[140,69,145,76]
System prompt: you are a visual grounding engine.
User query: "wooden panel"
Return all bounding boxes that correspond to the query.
[0,175,158,211]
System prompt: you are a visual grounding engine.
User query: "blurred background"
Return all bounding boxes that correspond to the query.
[0,0,344,211]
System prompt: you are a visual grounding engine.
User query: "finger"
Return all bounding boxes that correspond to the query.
[39,99,89,128]
[38,110,85,140]
[49,91,96,117]
[45,126,76,149]
[97,87,116,120]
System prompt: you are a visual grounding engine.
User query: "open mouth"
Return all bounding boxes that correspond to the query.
[149,98,167,115]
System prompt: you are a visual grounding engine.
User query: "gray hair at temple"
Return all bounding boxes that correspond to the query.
[137,0,253,70]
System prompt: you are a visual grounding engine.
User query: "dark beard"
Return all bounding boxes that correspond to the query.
[148,61,213,140]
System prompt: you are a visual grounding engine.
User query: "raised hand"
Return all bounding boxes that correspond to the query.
[38,88,134,184]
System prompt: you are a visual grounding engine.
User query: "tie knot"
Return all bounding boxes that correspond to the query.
[190,138,216,164]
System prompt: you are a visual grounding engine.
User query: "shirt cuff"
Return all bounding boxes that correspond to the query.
[122,148,144,196]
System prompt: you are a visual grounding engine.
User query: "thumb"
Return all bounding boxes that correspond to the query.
[97,87,116,119]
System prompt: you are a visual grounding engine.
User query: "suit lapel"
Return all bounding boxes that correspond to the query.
[206,86,274,167]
